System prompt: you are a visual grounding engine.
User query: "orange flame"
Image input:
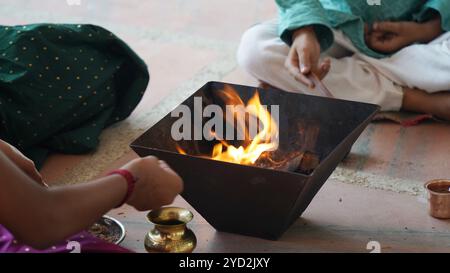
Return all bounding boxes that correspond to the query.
[177,86,279,166]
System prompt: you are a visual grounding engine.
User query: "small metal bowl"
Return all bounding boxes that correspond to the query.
[425,179,450,219]
[145,207,197,253]
[88,215,126,245]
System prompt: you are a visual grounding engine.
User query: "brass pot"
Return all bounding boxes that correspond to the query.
[144,207,197,253]
[425,179,450,219]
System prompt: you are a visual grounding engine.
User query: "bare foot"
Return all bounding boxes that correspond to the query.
[402,87,450,121]
[430,92,450,121]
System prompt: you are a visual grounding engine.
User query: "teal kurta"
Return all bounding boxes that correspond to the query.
[0,24,149,167]
[276,0,450,58]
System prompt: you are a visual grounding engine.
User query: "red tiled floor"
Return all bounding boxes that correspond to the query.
[349,122,450,183]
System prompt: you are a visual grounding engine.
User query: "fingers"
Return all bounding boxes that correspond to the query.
[125,156,184,211]
[285,45,332,88]
[285,48,314,88]
[368,31,403,53]
[373,21,401,33]
[158,159,175,175]
[291,67,315,88]
[0,141,45,185]
[158,160,178,177]
[142,156,174,174]
[317,58,331,80]
[367,21,411,53]
[158,160,169,169]
[24,162,44,184]
[286,47,314,87]
[9,151,44,184]
[299,48,311,74]
[159,160,184,193]
[367,29,390,52]
[367,30,383,48]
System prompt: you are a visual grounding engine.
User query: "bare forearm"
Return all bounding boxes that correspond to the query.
[34,175,127,247]
[0,152,127,249]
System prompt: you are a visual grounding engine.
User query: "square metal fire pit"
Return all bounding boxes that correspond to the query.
[131,81,379,240]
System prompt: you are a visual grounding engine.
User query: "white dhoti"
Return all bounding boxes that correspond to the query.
[237,20,450,111]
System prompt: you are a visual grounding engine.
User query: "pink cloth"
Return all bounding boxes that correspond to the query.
[0,225,131,253]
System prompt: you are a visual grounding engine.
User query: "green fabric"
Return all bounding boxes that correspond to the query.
[276,0,450,58]
[0,24,149,168]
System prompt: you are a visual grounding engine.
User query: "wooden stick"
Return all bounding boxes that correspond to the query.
[309,73,334,98]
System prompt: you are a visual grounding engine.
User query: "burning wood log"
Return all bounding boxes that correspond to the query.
[255,150,305,172]
[255,150,320,174]
[174,85,322,175]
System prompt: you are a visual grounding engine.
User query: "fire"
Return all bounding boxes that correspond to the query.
[177,86,279,166]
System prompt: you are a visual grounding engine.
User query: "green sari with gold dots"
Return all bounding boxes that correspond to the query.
[0,24,149,168]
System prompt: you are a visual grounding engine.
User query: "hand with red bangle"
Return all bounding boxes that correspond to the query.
[115,156,183,211]
[107,169,137,208]
[1,147,183,249]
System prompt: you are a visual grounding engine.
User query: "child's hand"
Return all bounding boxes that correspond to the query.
[365,17,443,54]
[365,21,421,53]
[120,156,183,211]
[0,139,45,186]
[286,26,331,88]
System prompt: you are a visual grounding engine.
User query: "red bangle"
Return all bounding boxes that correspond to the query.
[107,169,137,208]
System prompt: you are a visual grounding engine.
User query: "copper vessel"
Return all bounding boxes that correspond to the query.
[144,207,197,253]
[425,179,450,219]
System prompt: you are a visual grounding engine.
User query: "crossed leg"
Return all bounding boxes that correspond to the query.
[237,20,450,121]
